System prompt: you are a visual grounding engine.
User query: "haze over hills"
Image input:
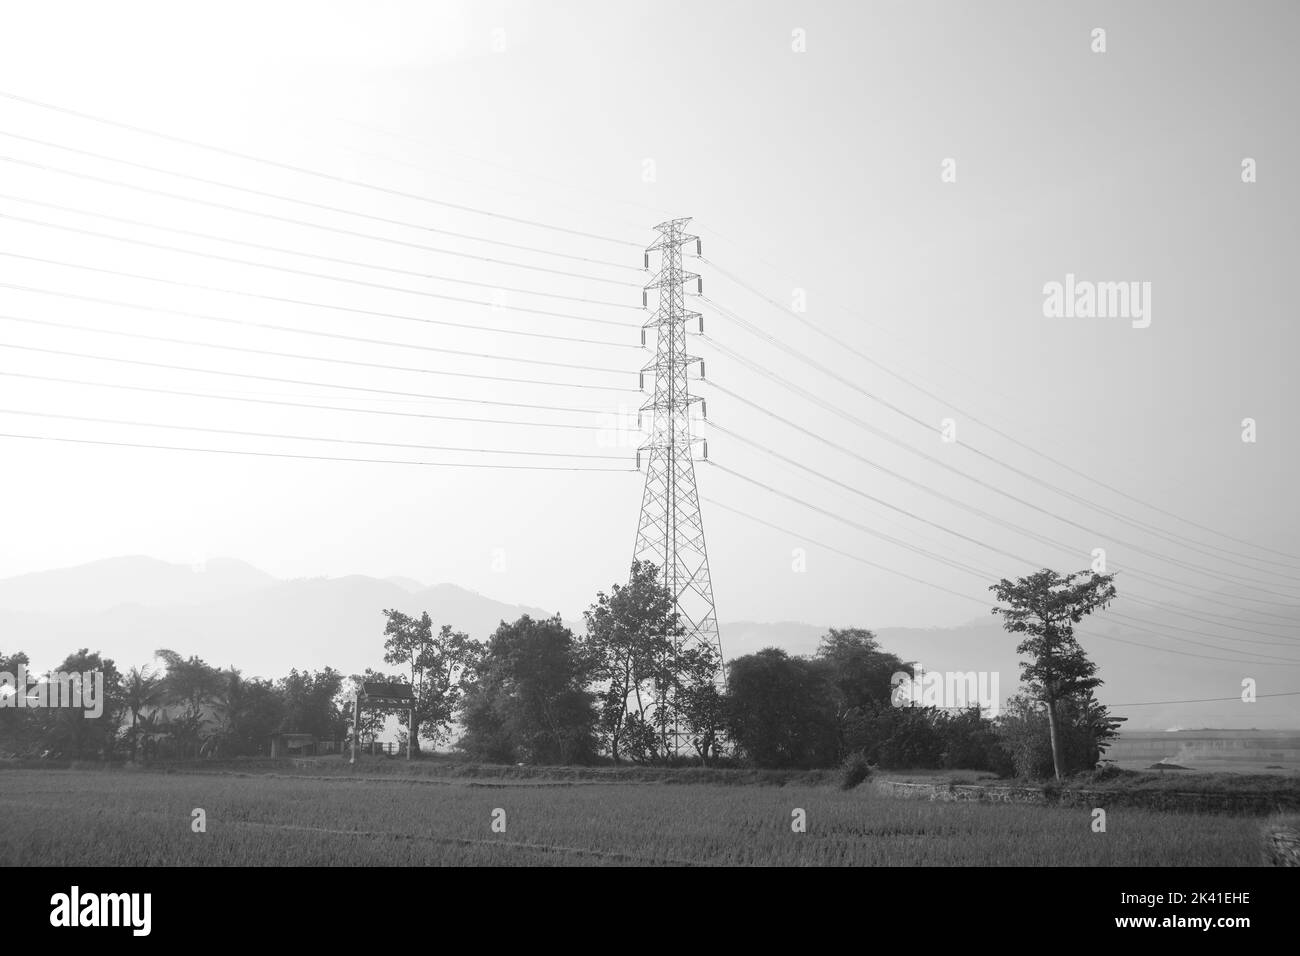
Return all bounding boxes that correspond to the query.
[1,557,1296,731]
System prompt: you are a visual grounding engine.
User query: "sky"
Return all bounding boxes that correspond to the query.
[0,0,1296,667]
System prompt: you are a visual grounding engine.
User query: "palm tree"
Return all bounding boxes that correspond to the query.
[206,668,246,759]
[123,666,164,760]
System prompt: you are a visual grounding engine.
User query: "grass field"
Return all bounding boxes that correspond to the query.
[0,766,1272,866]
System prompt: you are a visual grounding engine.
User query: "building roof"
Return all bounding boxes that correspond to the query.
[359,681,416,703]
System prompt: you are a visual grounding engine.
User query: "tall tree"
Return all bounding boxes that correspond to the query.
[583,561,724,763]
[990,569,1117,780]
[583,560,682,763]
[381,609,476,751]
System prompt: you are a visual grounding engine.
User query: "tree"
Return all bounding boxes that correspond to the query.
[724,648,839,768]
[458,615,597,765]
[155,649,225,758]
[583,560,683,763]
[995,692,1117,778]
[122,665,164,760]
[278,668,347,740]
[583,561,724,764]
[0,649,37,756]
[677,675,725,764]
[209,669,285,756]
[812,628,907,760]
[990,569,1117,780]
[382,609,476,752]
[38,649,125,759]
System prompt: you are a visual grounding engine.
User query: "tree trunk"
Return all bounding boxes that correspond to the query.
[350,696,361,765]
[1045,696,1065,781]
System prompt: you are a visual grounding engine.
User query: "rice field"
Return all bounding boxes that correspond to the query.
[0,768,1268,866]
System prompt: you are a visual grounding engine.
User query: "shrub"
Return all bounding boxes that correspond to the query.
[840,752,873,790]
[936,707,1011,774]
[845,703,945,769]
[995,694,1104,779]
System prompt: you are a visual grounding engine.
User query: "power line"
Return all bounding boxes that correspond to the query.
[700,292,1300,595]
[706,456,1300,658]
[1083,629,1300,667]
[0,253,634,333]
[0,343,626,414]
[707,460,993,579]
[0,281,637,352]
[0,151,644,283]
[0,431,638,471]
[705,403,1299,636]
[700,337,1300,615]
[0,313,635,382]
[0,408,627,460]
[1,371,622,432]
[1108,691,1300,708]
[703,496,987,606]
[1122,593,1295,642]
[711,418,1300,647]
[709,419,1045,570]
[1101,612,1300,664]
[702,348,1300,624]
[2,213,641,326]
[0,90,644,248]
[701,251,1300,569]
[333,115,664,227]
[0,129,636,269]
[0,193,644,310]
[703,495,1300,668]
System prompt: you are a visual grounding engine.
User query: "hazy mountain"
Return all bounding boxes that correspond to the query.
[383,576,426,593]
[0,556,275,614]
[1,557,1296,730]
[0,559,551,680]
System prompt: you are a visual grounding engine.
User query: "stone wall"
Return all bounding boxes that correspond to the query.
[874,779,1300,815]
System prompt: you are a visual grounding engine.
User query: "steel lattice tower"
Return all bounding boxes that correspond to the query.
[633,218,724,689]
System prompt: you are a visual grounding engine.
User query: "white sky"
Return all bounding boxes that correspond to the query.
[0,0,1296,651]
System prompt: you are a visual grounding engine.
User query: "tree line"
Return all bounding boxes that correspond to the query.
[365,563,1123,781]
[0,646,349,761]
[0,563,1121,782]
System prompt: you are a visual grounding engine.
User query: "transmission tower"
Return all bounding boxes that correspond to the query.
[633,218,724,718]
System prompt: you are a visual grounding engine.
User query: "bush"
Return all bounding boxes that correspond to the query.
[840,752,872,790]
[995,694,1103,779]
[845,704,945,769]
[937,707,1011,774]
[1084,762,1126,784]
